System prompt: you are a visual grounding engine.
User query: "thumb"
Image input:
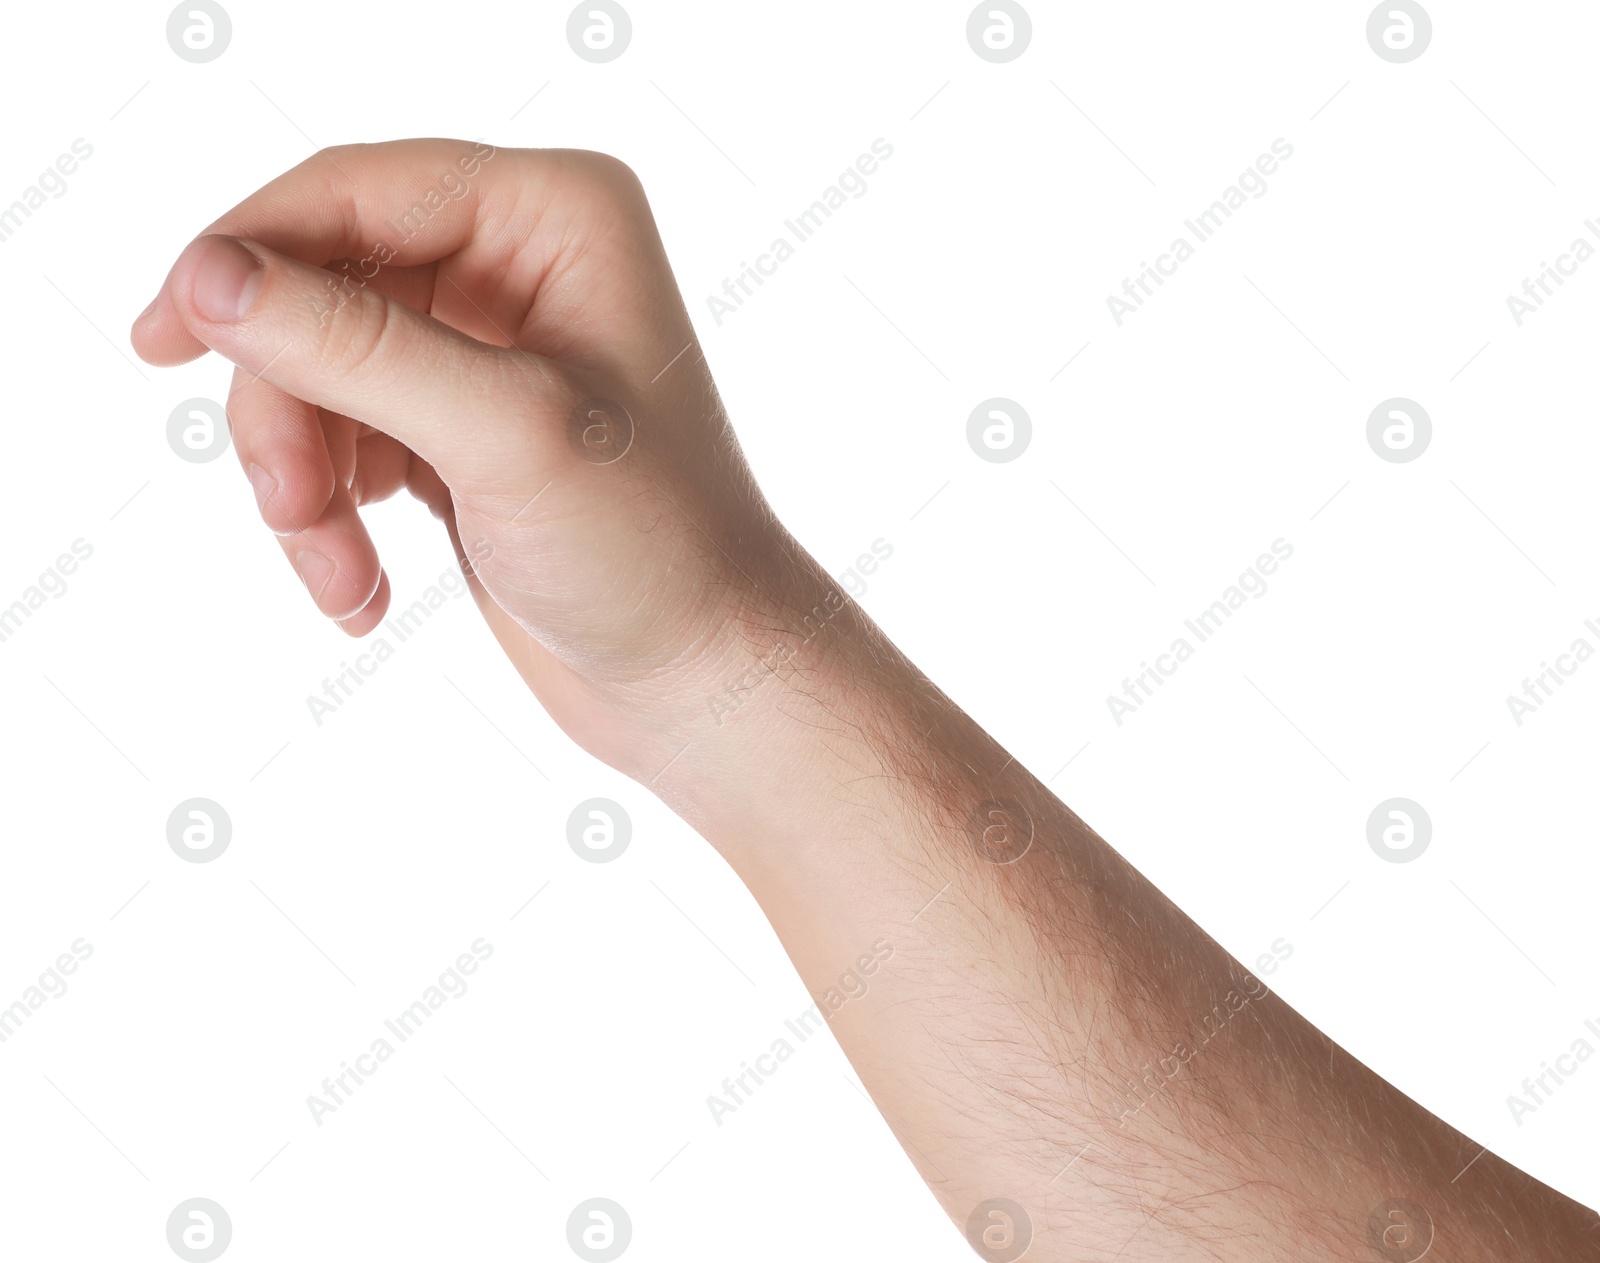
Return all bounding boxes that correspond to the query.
[159,233,562,485]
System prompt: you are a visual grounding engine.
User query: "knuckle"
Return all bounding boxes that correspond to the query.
[567,149,647,205]
[317,285,396,382]
[591,150,642,189]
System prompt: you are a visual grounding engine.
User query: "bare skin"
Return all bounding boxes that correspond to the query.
[132,139,1598,1261]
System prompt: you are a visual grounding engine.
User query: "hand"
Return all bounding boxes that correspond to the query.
[132,138,786,778]
[134,138,1600,1261]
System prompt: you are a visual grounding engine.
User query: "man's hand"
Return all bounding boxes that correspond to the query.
[132,138,1600,1261]
[132,139,783,781]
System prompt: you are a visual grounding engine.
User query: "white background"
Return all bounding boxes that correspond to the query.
[3,0,1598,1258]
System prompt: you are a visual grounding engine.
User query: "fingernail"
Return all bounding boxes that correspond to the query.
[193,236,264,322]
[247,462,277,516]
[296,550,334,597]
[137,293,160,323]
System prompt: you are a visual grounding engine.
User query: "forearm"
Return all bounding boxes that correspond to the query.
[134,137,1596,1260]
[651,542,1597,1262]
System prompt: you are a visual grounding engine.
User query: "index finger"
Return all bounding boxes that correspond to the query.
[131,137,509,366]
